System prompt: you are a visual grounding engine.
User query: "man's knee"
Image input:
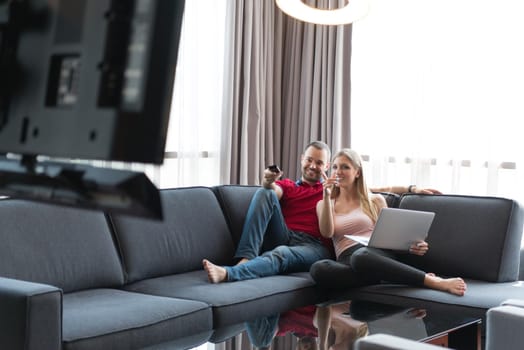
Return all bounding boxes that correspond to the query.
[271,245,292,261]
[260,246,290,267]
[254,187,278,202]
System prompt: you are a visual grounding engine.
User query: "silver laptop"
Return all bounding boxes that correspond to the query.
[344,208,435,250]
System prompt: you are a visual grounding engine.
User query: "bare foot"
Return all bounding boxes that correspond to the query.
[236,258,249,266]
[202,259,227,283]
[425,274,467,296]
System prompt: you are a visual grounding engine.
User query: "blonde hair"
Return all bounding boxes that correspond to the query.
[331,148,379,222]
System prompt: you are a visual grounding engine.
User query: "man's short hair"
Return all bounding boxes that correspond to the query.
[304,141,331,161]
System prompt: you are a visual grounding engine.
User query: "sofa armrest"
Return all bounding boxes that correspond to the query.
[520,247,524,280]
[354,334,444,350]
[501,298,524,308]
[487,304,524,350]
[0,277,62,350]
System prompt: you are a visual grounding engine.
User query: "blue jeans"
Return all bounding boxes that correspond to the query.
[245,314,280,348]
[225,188,331,281]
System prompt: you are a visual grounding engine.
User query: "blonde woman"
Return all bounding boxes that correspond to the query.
[310,149,467,296]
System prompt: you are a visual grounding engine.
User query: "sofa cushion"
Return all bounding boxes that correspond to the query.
[110,187,236,283]
[397,194,524,282]
[337,279,524,333]
[0,199,124,292]
[62,289,212,350]
[342,279,524,312]
[374,192,401,208]
[212,185,259,244]
[124,270,321,328]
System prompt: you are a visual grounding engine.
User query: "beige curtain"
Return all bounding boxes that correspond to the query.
[221,0,352,184]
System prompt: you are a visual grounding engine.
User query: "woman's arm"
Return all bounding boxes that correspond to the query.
[316,194,335,238]
[313,306,332,350]
[317,171,336,238]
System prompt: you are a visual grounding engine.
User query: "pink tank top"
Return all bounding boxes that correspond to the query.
[332,205,375,258]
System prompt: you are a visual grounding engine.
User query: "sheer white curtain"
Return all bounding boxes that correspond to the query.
[351,0,524,204]
[146,0,227,189]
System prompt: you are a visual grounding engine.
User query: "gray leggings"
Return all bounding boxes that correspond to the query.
[310,245,426,289]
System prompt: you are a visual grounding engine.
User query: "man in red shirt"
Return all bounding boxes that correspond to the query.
[203,141,333,282]
[244,305,319,349]
[203,141,437,282]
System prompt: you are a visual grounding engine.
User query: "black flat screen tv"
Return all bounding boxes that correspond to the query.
[0,0,185,164]
[0,0,186,219]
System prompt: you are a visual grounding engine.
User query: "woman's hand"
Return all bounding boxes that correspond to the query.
[321,170,338,197]
[409,240,429,256]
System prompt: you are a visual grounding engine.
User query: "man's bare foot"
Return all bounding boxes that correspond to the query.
[236,258,249,266]
[424,274,467,296]
[202,259,227,283]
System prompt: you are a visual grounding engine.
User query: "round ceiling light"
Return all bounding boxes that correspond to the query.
[275,0,370,25]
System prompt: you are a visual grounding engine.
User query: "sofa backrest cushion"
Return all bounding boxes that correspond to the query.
[110,187,236,283]
[212,185,259,245]
[374,192,401,209]
[398,194,524,282]
[0,199,124,292]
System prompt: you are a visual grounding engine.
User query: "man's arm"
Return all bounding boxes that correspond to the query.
[262,168,284,199]
[370,185,442,195]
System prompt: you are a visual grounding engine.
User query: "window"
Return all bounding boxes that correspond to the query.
[351,0,524,203]
[145,0,227,188]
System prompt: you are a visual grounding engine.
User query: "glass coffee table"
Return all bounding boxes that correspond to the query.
[188,299,481,350]
[315,299,481,349]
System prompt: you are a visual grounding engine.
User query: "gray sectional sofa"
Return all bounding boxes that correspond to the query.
[0,185,523,349]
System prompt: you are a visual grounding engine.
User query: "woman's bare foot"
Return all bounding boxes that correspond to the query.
[202,259,227,283]
[236,258,249,265]
[424,274,467,296]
